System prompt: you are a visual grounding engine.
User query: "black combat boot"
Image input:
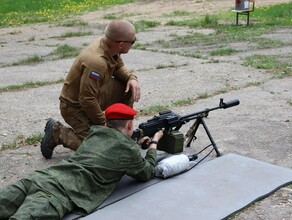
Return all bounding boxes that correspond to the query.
[40,118,58,159]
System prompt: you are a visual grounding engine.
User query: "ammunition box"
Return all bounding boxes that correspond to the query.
[158,131,184,154]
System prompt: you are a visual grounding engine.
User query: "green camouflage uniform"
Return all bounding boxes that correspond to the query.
[0,125,157,219]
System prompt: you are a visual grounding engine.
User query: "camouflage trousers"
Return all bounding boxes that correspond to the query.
[0,178,73,219]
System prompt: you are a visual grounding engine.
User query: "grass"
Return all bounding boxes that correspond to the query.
[0,4,291,219]
[255,38,284,49]
[154,3,292,77]
[103,14,120,20]
[251,3,292,26]
[12,55,44,66]
[1,133,43,151]
[25,133,43,145]
[3,44,80,67]
[156,62,188,69]
[58,31,93,38]
[166,14,219,28]
[139,104,171,116]
[165,2,291,45]
[103,12,138,20]
[171,98,193,106]
[0,0,134,27]
[244,55,292,78]
[139,98,195,116]
[0,78,64,93]
[133,20,161,32]
[169,24,267,46]
[139,77,271,116]
[197,92,210,99]
[1,1,291,148]
[163,10,191,17]
[209,48,238,56]
[58,20,88,27]
[50,45,80,59]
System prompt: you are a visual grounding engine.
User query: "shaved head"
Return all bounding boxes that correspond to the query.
[104,20,136,42]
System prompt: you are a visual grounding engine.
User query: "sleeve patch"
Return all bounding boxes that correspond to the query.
[89,71,101,80]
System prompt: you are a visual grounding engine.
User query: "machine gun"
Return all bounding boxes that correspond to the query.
[131,98,239,156]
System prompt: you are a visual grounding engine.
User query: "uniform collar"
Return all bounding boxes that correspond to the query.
[100,38,119,67]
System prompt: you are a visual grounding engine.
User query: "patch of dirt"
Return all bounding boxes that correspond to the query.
[0,0,291,219]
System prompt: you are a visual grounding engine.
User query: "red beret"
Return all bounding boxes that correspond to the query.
[105,103,136,120]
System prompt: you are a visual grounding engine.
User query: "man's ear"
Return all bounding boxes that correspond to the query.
[118,42,124,49]
[127,120,133,130]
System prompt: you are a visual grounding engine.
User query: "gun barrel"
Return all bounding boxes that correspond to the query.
[222,99,240,109]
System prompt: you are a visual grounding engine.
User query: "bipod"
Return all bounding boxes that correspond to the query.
[184,114,221,157]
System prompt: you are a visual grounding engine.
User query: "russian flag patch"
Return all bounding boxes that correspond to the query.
[89,71,100,80]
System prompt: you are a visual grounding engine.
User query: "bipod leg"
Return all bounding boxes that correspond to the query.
[185,119,200,148]
[200,118,221,157]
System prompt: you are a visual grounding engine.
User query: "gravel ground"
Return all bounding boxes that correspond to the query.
[0,0,291,219]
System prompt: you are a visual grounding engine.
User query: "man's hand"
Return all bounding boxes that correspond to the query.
[125,79,141,102]
[149,129,164,150]
[153,129,164,141]
[137,130,164,149]
[137,136,151,147]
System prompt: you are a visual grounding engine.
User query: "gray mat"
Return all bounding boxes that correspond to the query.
[63,154,206,220]
[78,153,292,220]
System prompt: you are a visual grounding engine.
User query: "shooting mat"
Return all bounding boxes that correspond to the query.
[63,153,292,220]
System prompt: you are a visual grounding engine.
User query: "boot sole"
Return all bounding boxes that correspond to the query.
[40,118,56,159]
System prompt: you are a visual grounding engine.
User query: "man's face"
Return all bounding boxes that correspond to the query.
[117,35,136,54]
